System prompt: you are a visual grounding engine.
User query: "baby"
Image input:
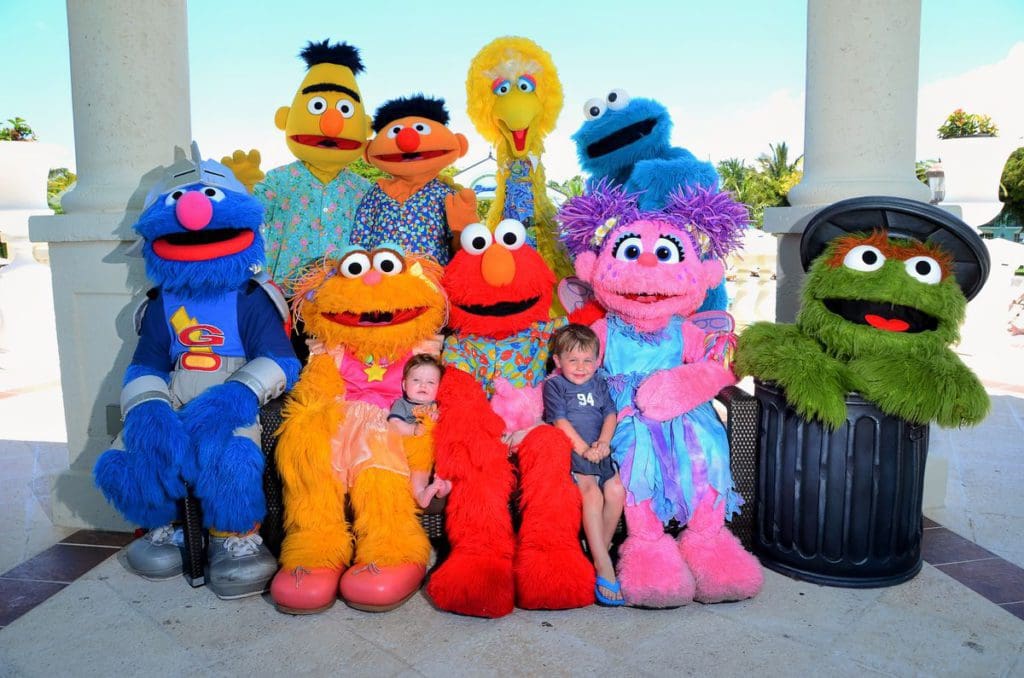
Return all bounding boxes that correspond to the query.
[388,354,451,508]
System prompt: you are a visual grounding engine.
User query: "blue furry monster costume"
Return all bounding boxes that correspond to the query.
[94,144,300,599]
[571,90,728,311]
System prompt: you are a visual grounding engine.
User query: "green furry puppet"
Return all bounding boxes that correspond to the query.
[736,197,990,429]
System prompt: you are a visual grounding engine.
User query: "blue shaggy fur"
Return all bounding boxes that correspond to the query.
[94,155,299,533]
[572,96,728,311]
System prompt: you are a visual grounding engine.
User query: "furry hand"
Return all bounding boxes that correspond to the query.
[121,400,192,496]
[221,149,264,193]
[179,381,260,454]
[850,352,990,427]
[636,362,735,421]
[445,188,478,234]
[736,322,849,429]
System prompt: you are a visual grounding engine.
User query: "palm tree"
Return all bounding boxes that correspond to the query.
[756,142,802,180]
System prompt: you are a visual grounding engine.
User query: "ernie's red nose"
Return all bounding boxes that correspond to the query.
[395,127,420,153]
[175,191,213,231]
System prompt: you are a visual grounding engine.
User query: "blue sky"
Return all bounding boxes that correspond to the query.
[3,1,1023,181]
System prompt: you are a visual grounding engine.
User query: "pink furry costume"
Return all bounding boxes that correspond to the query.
[558,182,763,606]
[426,220,595,618]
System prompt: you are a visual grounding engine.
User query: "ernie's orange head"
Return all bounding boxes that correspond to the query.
[366,95,469,181]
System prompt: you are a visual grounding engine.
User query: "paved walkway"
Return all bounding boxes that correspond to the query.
[1,259,1022,676]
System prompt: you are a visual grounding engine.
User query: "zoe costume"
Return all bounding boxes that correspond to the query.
[269,248,448,614]
[93,146,300,599]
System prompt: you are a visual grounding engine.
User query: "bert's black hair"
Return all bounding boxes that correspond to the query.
[372,95,449,133]
[299,40,364,73]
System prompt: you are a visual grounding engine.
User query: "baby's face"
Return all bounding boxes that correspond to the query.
[553,346,599,386]
[403,364,441,404]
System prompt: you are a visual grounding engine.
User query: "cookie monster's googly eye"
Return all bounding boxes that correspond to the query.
[460,223,493,255]
[307,96,328,115]
[606,89,630,110]
[517,75,536,93]
[201,187,225,202]
[413,122,432,134]
[613,233,643,261]
[583,98,606,121]
[338,251,371,278]
[387,125,403,139]
[336,98,356,119]
[372,249,405,276]
[843,245,886,272]
[163,190,185,207]
[494,219,527,250]
[492,79,511,96]
[654,236,683,263]
[904,256,942,284]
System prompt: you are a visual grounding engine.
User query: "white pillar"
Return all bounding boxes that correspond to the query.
[764,0,931,323]
[28,0,191,530]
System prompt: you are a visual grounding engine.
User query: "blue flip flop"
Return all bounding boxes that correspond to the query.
[595,575,626,607]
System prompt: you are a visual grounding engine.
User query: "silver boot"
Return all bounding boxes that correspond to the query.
[206,532,277,600]
[125,524,184,580]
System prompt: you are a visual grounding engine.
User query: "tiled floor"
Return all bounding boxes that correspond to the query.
[0,530,133,627]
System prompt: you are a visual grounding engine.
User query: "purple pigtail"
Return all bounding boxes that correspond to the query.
[662,185,749,259]
[557,179,642,258]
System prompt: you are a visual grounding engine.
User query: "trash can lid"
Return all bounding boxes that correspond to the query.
[800,196,990,300]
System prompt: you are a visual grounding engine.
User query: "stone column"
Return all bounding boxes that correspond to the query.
[28,0,191,529]
[764,0,931,323]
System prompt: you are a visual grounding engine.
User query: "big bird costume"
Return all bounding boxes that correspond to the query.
[269,247,447,614]
[465,36,574,294]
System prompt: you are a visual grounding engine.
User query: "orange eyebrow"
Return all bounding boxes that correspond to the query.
[827,229,953,278]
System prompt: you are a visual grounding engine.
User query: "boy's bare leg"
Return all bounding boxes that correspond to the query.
[601,474,626,550]
[578,474,621,601]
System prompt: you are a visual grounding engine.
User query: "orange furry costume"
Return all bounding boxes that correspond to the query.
[269,248,446,613]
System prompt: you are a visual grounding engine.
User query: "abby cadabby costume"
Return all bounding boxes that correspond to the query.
[559,182,763,607]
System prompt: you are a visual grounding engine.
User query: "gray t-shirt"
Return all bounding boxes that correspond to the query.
[388,397,433,425]
[542,373,616,445]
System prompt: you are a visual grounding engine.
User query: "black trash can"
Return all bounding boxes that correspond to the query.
[752,380,930,587]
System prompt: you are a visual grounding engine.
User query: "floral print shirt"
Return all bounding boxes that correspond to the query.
[350,179,456,265]
[442,317,568,397]
[255,161,370,285]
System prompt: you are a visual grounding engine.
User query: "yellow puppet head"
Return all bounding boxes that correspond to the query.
[290,246,446,359]
[275,40,371,176]
[466,36,562,159]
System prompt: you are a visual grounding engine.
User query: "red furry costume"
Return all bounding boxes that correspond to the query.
[426,221,595,617]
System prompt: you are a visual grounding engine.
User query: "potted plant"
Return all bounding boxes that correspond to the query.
[936,109,1011,225]
[0,117,63,263]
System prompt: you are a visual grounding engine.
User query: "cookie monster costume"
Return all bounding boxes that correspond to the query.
[94,144,300,599]
[572,90,727,311]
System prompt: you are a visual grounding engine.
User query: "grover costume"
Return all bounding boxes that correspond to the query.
[94,145,300,599]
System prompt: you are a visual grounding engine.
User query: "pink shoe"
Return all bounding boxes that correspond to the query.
[270,566,343,614]
[339,562,426,612]
[616,502,695,608]
[679,493,763,603]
